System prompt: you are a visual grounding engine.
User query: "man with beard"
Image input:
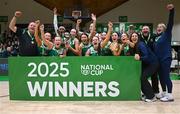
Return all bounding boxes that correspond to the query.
[9,11,39,56]
[139,25,166,99]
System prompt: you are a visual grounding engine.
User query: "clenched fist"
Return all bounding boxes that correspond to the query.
[167,4,174,10]
[14,11,22,17]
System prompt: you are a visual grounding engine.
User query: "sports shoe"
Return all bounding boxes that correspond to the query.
[155,91,167,99]
[141,94,145,101]
[160,93,174,102]
[144,97,157,102]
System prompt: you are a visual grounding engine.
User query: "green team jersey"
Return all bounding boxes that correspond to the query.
[38,42,51,56]
[81,43,92,56]
[61,34,66,42]
[89,46,99,56]
[101,41,113,56]
[49,46,65,56]
[120,44,131,56]
[66,38,77,56]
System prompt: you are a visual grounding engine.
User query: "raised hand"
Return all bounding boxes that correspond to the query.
[108,21,113,31]
[167,4,174,10]
[53,7,57,14]
[35,20,40,26]
[91,13,96,21]
[39,24,44,31]
[108,21,113,28]
[14,11,22,17]
[110,43,118,52]
[126,40,131,45]
[79,43,84,49]
[65,41,70,49]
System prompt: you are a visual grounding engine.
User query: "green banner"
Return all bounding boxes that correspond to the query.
[9,57,141,101]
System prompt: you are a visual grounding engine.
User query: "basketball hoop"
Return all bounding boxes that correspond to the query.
[72,10,81,19]
[64,8,90,20]
[73,15,79,19]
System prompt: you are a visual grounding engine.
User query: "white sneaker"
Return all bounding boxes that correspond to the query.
[155,92,166,99]
[155,93,163,99]
[144,97,157,102]
[160,93,174,102]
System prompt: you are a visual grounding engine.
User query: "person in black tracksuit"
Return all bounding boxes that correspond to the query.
[9,11,39,56]
[139,26,166,97]
[154,4,175,102]
[132,32,159,101]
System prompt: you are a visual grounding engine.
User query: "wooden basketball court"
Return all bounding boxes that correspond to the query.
[0,81,180,114]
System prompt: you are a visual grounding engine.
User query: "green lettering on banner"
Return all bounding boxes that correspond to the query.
[9,57,141,101]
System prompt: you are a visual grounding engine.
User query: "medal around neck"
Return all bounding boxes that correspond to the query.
[31,41,34,44]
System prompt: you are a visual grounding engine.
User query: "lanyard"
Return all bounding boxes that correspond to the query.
[141,34,150,44]
[27,30,34,40]
[27,30,35,44]
[155,36,161,42]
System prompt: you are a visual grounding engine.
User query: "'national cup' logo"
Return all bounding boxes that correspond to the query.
[81,69,89,75]
[80,64,114,76]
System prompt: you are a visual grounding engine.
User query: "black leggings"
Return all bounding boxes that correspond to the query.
[141,62,159,99]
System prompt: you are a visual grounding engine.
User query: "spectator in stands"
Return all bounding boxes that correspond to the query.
[0,43,5,56]
[2,46,11,57]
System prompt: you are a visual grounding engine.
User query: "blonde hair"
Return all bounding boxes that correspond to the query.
[158,23,166,30]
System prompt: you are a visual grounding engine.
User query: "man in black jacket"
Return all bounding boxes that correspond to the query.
[139,25,166,99]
